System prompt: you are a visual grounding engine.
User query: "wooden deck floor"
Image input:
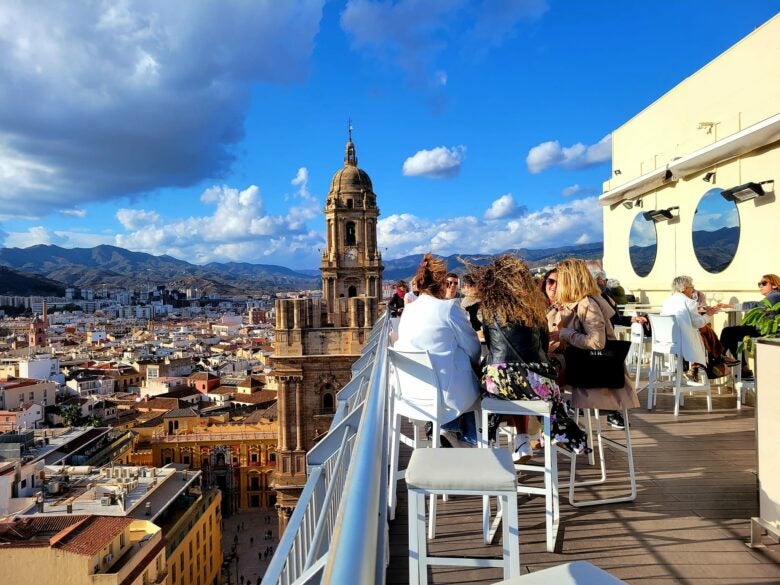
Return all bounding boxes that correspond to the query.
[387,391,780,584]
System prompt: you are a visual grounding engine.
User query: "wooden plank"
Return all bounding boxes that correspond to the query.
[387,398,780,584]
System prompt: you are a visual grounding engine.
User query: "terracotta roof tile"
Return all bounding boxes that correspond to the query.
[55,516,133,556]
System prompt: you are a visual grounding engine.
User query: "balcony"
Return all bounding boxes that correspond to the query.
[262,312,780,584]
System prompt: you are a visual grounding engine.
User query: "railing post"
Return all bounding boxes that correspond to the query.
[322,313,391,584]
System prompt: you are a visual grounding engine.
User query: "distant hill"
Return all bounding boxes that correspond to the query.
[381,243,604,281]
[0,265,66,297]
[692,226,739,273]
[0,242,607,296]
[0,244,319,294]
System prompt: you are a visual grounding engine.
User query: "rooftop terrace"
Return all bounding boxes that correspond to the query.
[263,312,780,584]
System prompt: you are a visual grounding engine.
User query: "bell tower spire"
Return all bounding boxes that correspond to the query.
[344,119,357,167]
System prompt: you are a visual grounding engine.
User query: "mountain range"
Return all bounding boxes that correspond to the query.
[0,243,605,297]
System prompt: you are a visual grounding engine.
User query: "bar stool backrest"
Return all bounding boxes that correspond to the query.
[387,348,447,424]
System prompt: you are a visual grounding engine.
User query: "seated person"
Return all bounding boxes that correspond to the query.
[459,273,482,332]
[387,280,408,317]
[661,275,721,382]
[720,274,780,378]
[395,254,481,447]
[592,269,648,332]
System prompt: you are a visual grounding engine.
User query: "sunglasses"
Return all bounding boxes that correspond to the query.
[546,278,557,286]
[759,281,769,287]
[446,281,458,287]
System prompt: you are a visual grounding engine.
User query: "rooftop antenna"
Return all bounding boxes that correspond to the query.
[348,118,353,142]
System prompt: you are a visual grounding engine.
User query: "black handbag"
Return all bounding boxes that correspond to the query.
[564,338,631,388]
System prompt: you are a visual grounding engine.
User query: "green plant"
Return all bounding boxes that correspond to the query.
[737,299,780,358]
[740,299,780,336]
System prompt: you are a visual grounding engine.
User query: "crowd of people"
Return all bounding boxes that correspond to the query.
[388,251,779,461]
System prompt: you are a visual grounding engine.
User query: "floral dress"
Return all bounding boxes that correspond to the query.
[481,324,589,454]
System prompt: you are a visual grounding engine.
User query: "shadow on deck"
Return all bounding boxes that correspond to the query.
[387,392,780,584]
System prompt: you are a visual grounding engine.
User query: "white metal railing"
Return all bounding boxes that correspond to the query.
[263,312,392,584]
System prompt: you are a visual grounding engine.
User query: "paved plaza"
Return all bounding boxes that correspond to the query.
[220,508,279,585]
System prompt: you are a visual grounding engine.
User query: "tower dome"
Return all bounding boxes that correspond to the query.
[327,136,374,200]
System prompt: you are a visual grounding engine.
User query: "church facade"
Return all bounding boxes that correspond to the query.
[271,133,383,529]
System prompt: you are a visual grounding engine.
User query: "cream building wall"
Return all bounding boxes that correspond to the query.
[601,14,780,312]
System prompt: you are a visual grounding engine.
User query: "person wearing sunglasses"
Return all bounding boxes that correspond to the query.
[444,272,462,300]
[720,274,780,379]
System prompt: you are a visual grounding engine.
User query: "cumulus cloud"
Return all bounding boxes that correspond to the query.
[0,1,324,218]
[59,209,87,218]
[341,0,546,104]
[562,184,582,197]
[402,145,465,178]
[484,194,526,220]
[526,134,612,174]
[378,196,602,258]
[3,226,111,249]
[112,171,324,267]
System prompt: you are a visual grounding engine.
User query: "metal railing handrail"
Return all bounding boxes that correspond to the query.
[262,311,392,584]
[322,313,391,584]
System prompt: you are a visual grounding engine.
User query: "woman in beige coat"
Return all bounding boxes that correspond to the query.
[548,259,639,420]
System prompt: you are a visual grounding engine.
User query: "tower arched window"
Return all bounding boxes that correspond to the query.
[346,199,353,209]
[348,285,357,297]
[322,393,335,414]
[345,222,356,246]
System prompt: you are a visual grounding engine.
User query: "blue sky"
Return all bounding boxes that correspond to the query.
[0,1,777,270]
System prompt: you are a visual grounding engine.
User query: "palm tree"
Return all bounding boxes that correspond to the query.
[60,404,83,427]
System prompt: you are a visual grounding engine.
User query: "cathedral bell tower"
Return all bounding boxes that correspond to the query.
[270,128,384,533]
[320,130,383,325]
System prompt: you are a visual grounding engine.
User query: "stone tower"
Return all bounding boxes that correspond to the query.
[321,131,383,322]
[28,301,48,349]
[271,132,383,531]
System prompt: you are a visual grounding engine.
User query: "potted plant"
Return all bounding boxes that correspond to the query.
[737,298,780,362]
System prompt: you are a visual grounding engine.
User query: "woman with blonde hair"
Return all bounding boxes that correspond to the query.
[469,255,588,459]
[549,259,639,426]
[720,273,780,378]
[395,253,481,446]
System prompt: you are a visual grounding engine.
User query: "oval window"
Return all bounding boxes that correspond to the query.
[628,212,657,277]
[692,188,739,273]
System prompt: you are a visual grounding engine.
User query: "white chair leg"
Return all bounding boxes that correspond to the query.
[647,354,657,410]
[674,355,683,417]
[388,413,401,520]
[567,409,636,507]
[502,490,520,578]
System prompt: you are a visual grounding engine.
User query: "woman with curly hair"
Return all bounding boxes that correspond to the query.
[549,258,639,424]
[468,255,588,460]
[395,252,481,446]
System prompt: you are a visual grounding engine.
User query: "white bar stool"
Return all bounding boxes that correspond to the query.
[492,560,627,584]
[480,396,559,552]
[406,448,520,585]
[558,408,637,507]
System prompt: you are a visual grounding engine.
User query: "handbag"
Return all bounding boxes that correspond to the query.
[563,339,631,388]
[481,324,560,400]
[562,297,631,388]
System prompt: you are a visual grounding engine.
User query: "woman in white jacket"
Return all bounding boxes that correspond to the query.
[395,253,481,446]
[661,275,721,381]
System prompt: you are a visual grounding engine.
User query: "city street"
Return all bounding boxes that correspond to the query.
[220,508,279,585]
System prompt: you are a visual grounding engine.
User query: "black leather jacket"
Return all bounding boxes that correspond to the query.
[482,320,549,366]
[387,294,404,317]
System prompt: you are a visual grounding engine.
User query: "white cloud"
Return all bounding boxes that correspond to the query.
[116,209,162,231]
[484,193,524,220]
[3,226,112,249]
[59,208,87,218]
[526,134,612,174]
[112,170,324,268]
[562,184,582,197]
[402,145,465,178]
[378,196,602,258]
[0,1,325,217]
